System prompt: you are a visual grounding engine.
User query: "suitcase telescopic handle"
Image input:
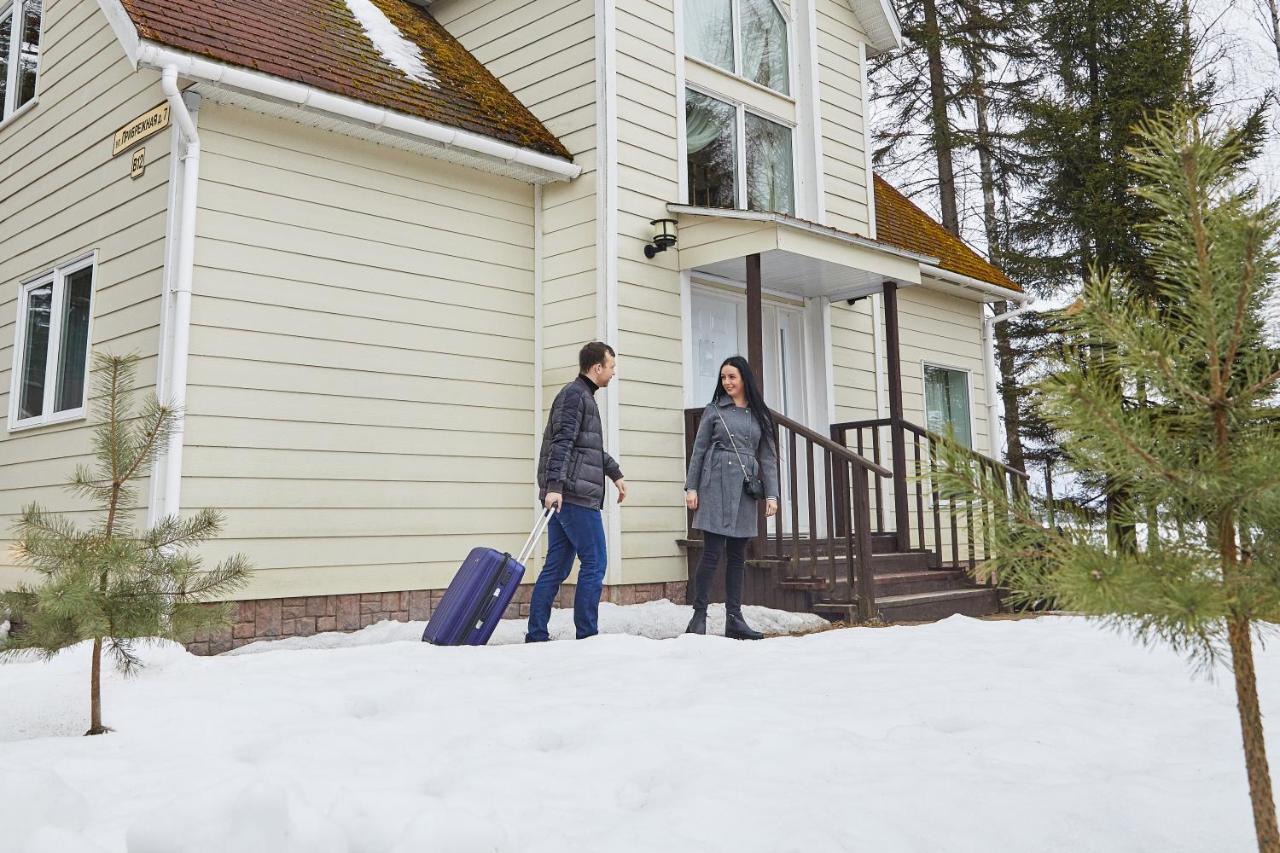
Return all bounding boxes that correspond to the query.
[516,507,556,565]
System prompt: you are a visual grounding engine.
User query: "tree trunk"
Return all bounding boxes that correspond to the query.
[1227,615,1280,853]
[970,67,1027,473]
[922,0,960,235]
[1270,0,1280,68]
[86,636,108,736]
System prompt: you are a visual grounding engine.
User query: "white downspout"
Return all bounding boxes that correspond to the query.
[983,297,1035,462]
[159,65,200,521]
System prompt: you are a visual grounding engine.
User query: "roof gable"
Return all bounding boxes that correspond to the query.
[116,0,570,160]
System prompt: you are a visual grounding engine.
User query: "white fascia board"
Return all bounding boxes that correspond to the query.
[95,0,141,66]
[668,203,937,265]
[133,42,580,184]
[920,263,1029,304]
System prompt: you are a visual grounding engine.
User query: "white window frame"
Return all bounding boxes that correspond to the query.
[685,83,798,214]
[8,252,97,432]
[920,360,975,449]
[0,0,39,126]
[685,0,795,97]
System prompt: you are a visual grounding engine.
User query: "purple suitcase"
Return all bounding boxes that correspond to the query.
[422,508,554,646]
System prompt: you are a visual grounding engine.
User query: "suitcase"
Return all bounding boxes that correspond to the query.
[421,508,555,646]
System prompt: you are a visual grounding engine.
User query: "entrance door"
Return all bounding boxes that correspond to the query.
[690,286,811,532]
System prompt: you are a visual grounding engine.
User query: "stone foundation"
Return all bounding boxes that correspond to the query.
[186,580,689,655]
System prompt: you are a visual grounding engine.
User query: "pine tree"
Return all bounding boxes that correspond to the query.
[943,111,1280,853]
[0,353,249,735]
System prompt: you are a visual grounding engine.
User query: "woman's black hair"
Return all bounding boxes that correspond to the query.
[711,355,776,450]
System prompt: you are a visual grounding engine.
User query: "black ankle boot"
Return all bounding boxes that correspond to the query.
[685,608,707,635]
[725,611,763,640]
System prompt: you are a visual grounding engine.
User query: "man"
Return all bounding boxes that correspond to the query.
[526,342,627,642]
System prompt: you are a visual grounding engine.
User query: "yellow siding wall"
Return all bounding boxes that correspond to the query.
[614,0,687,583]
[0,0,168,588]
[434,0,601,402]
[815,0,871,235]
[180,104,539,599]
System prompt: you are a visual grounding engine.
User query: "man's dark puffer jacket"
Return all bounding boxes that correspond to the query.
[537,375,622,510]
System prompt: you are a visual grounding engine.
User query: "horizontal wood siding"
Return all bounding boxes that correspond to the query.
[0,0,168,589]
[184,104,540,599]
[614,0,686,583]
[433,0,601,399]
[815,0,870,236]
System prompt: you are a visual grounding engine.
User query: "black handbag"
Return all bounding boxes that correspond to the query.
[716,408,767,500]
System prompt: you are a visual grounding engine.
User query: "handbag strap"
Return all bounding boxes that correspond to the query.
[715,406,751,474]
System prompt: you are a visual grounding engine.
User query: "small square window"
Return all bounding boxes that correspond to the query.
[924,364,972,448]
[10,255,95,430]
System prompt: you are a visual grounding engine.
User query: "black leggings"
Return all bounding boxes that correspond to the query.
[693,532,748,613]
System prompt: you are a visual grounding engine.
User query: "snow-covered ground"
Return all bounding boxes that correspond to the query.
[1,605,1275,853]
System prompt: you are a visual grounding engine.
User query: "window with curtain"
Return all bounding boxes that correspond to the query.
[1,0,41,122]
[683,0,788,96]
[11,256,94,428]
[686,88,794,214]
[740,0,788,93]
[686,90,738,208]
[745,113,794,214]
[923,364,972,448]
[684,0,734,74]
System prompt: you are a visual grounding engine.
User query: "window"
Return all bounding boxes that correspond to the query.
[1,0,41,122]
[10,255,94,430]
[923,364,972,448]
[686,88,795,215]
[684,0,789,95]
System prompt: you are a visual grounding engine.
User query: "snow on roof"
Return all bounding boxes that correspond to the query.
[344,0,437,87]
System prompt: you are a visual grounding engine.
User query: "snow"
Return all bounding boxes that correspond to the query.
[1,610,1276,852]
[344,0,436,87]
[226,599,827,655]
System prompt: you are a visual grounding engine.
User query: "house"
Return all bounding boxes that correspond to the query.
[0,0,1028,652]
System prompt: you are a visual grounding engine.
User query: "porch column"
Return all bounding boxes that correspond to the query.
[883,281,911,552]
[746,254,764,383]
[746,253,766,556]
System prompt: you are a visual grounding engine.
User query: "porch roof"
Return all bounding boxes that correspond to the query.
[667,204,932,302]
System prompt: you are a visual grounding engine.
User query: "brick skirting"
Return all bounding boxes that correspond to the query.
[186,580,689,655]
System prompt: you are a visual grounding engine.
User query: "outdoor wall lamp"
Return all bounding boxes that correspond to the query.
[643,218,678,258]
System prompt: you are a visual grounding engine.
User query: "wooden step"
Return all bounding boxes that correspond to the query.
[869,551,933,572]
[875,587,1000,622]
[873,569,966,596]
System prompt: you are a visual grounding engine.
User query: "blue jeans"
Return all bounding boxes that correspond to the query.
[525,502,608,641]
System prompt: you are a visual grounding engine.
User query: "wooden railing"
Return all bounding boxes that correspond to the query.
[830,418,1030,569]
[684,408,891,621]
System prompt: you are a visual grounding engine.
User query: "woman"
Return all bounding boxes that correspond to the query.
[683,356,780,639]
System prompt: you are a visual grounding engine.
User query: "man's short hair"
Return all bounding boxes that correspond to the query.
[579,341,616,373]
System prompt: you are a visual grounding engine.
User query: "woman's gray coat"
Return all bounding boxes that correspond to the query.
[684,397,780,539]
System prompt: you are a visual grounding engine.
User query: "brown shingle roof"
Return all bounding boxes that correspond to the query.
[873,175,1020,292]
[118,0,571,160]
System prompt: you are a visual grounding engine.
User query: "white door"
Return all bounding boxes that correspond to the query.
[763,304,811,533]
[690,288,744,403]
[690,286,812,533]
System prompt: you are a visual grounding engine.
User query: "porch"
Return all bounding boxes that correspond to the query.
[670,203,1029,623]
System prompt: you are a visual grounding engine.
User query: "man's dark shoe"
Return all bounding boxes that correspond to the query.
[725,611,763,640]
[685,608,707,635]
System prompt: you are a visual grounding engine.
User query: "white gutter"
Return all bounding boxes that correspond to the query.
[982,299,1037,462]
[158,65,200,522]
[134,43,580,184]
[921,263,1027,304]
